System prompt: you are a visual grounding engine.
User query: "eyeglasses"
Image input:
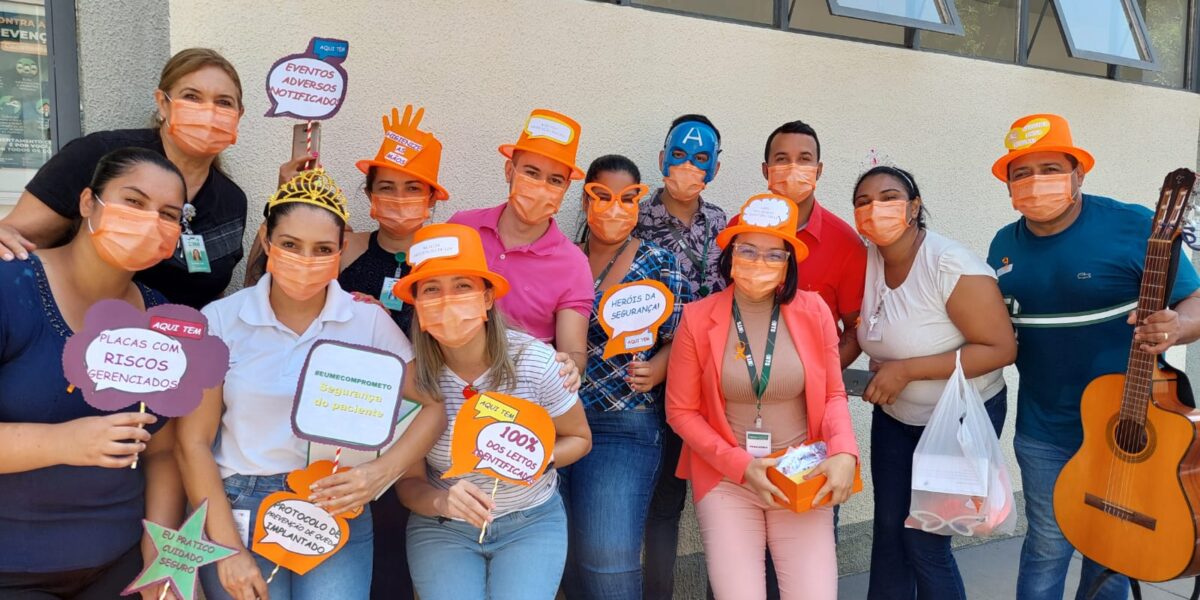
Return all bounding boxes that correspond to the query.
[732,243,789,265]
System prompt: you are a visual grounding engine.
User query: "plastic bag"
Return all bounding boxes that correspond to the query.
[905,351,1015,537]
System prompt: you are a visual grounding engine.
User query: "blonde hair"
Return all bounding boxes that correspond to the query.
[410,303,518,402]
[158,48,243,110]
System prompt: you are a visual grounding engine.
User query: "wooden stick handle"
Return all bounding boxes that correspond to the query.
[477,478,500,544]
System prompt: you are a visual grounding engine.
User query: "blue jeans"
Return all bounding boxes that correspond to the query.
[560,408,662,600]
[868,388,1007,600]
[199,473,374,600]
[1015,433,1129,600]
[407,491,567,600]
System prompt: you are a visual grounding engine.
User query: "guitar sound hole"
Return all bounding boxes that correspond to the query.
[1113,419,1150,455]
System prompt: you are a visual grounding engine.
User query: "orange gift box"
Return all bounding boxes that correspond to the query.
[765,443,863,513]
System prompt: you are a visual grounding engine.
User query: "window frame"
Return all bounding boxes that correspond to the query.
[825,0,965,36]
[1048,0,1159,70]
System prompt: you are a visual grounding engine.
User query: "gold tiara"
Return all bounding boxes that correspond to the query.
[266,168,350,221]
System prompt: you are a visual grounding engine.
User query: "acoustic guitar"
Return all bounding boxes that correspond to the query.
[1054,168,1200,582]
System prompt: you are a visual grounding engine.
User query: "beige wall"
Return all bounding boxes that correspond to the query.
[159,0,1200,586]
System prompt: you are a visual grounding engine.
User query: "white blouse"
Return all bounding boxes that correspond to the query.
[857,230,1006,425]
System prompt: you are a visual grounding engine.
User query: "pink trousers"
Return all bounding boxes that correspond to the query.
[694,480,838,600]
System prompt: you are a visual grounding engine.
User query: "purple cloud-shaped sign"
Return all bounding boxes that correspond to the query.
[62,299,229,417]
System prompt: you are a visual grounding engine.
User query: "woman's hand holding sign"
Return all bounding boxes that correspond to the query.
[437,480,496,528]
[309,458,397,515]
[217,551,269,600]
[61,411,157,468]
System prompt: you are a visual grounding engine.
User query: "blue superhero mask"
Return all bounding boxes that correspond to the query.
[661,121,720,183]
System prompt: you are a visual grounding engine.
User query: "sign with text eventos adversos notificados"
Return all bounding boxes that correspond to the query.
[264,37,349,121]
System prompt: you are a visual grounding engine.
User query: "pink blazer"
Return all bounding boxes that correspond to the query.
[666,287,859,502]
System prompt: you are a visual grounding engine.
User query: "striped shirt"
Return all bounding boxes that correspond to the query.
[424,329,577,517]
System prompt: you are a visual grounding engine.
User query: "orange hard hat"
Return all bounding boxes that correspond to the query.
[716,194,809,263]
[356,105,449,200]
[392,223,510,303]
[991,113,1094,182]
[498,108,584,180]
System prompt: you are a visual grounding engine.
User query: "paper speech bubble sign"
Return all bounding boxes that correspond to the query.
[252,461,358,576]
[62,300,229,417]
[291,340,406,451]
[597,280,675,359]
[264,37,349,120]
[443,392,556,486]
[123,500,238,600]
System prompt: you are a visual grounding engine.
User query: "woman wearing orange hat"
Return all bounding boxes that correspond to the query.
[395,223,591,600]
[177,169,445,600]
[665,194,859,600]
[851,165,1015,600]
[558,155,689,599]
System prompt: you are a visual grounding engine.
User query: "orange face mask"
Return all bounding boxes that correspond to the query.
[1010,173,1075,222]
[767,164,818,203]
[266,244,340,302]
[416,290,488,349]
[370,194,430,238]
[663,162,707,203]
[731,255,786,300]
[88,198,181,271]
[855,200,911,246]
[165,97,240,157]
[509,173,566,225]
[585,182,647,243]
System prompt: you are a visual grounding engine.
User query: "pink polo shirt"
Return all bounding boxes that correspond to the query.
[448,203,593,343]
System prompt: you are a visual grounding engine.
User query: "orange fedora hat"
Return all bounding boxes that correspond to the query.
[356,105,450,200]
[498,108,584,180]
[392,223,510,303]
[991,113,1095,182]
[716,194,809,263]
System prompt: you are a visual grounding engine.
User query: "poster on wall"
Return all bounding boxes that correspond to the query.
[0,0,50,171]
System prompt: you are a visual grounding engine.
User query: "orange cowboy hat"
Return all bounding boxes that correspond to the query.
[356,105,450,200]
[392,223,510,303]
[991,113,1095,182]
[716,194,809,263]
[498,108,584,180]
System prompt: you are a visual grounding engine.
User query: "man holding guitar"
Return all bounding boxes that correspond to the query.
[987,113,1200,599]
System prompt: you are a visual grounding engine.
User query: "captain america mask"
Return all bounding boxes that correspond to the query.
[660,120,720,183]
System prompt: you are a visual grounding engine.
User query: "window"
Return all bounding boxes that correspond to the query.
[632,0,775,25]
[1116,0,1188,87]
[920,0,1019,62]
[1028,0,1109,76]
[790,1,907,46]
[827,0,964,34]
[1050,0,1158,69]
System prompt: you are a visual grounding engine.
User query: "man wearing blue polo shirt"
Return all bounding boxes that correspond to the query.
[987,113,1200,599]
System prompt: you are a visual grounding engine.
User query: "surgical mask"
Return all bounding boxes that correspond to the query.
[1010,173,1075,222]
[416,290,488,348]
[767,164,818,203]
[855,200,912,246]
[731,255,786,300]
[370,193,429,237]
[266,243,339,301]
[663,162,706,203]
[586,183,645,243]
[164,95,239,157]
[508,173,566,225]
[88,197,181,271]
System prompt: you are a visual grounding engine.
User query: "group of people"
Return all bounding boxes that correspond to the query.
[1,47,1197,600]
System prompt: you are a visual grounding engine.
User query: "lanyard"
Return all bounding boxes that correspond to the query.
[732,299,779,427]
[587,238,631,291]
[670,226,711,296]
[393,251,407,278]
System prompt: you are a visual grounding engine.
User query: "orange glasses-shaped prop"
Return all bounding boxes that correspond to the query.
[584,182,649,244]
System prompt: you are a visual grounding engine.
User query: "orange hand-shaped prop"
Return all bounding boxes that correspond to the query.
[355,104,449,200]
[252,461,361,576]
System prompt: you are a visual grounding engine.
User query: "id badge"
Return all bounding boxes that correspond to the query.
[182,234,211,274]
[866,323,883,342]
[380,277,405,311]
[231,508,251,547]
[746,430,772,458]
